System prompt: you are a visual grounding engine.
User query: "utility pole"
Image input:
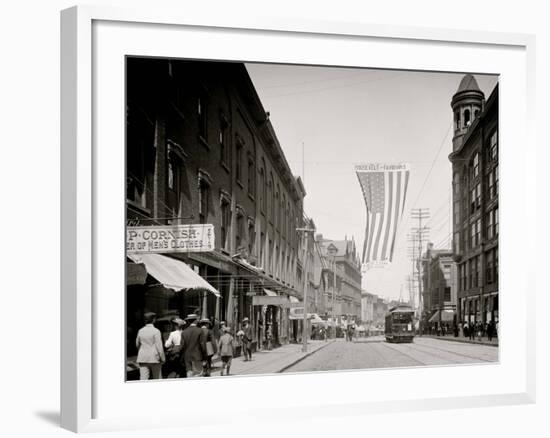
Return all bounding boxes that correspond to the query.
[411,208,430,335]
[297,225,315,352]
[406,233,420,311]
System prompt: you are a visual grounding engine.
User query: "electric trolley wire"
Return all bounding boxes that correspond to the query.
[392,122,453,250]
[261,72,408,99]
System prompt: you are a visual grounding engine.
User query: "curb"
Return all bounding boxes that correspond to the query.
[422,335,498,347]
[277,339,336,373]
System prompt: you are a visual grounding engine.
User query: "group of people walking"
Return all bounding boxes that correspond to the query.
[135,312,255,380]
[462,320,498,341]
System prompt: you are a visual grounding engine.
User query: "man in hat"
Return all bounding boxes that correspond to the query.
[199,318,217,377]
[136,312,165,380]
[180,314,207,377]
[241,317,253,361]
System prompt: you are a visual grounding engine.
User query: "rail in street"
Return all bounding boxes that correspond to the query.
[282,336,498,374]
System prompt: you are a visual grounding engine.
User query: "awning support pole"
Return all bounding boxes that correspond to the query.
[226,277,235,327]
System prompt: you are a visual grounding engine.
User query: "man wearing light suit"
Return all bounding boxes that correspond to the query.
[136,312,165,380]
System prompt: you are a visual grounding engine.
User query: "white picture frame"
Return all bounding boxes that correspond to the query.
[60,5,536,433]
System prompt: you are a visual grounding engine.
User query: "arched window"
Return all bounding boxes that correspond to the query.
[455,111,460,130]
[464,109,471,127]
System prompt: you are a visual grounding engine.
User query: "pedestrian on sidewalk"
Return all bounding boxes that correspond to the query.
[241,317,253,361]
[180,314,206,377]
[200,318,217,377]
[217,326,235,376]
[136,312,165,380]
[476,322,483,341]
[490,320,496,341]
[164,317,186,378]
[469,322,475,340]
[266,323,273,350]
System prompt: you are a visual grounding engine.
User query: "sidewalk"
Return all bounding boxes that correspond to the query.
[421,333,498,347]
[210,339,335,376]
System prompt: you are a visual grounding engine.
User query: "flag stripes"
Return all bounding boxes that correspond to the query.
[356,164,410,269]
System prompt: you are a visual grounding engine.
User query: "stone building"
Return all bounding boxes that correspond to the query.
[361,291,376,329]
[449,75,499,324]
[316,236,362,322]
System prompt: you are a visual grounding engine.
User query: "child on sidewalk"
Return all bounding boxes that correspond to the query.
[218,326,235,376]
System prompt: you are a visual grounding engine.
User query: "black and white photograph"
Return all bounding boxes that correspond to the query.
[125,57,499,381]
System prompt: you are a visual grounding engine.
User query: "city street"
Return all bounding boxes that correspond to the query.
[283,337,498,373]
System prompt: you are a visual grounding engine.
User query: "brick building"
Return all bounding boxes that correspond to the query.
[126,58,311,354]
[422,243,457,327]
[449,75,499,325]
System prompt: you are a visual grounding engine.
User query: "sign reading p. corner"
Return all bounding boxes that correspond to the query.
[126,224,214,253]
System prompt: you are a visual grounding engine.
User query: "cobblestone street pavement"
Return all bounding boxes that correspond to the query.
[282,336,498,373]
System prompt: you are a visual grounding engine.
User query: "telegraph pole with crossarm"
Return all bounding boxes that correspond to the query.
[411,208,430,334]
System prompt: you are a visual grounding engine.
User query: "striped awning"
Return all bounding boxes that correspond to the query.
[127,253,220,297]
[428,310,455,323]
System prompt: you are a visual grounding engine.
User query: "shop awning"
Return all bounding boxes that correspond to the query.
[263,288,278,297]
[127,253,220,297]
[428,310,455,323]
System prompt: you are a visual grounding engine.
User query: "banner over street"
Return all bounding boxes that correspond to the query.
[356,163,410,272]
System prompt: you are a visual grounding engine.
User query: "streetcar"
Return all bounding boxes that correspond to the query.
[384,305,415,343]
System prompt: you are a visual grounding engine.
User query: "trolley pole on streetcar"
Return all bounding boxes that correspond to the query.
[297,226,315,352]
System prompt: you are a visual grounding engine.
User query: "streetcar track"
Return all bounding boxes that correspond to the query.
[366,340,425,367]
[377,341,439,366]
[410,339,496,362]
[382,340,493,363]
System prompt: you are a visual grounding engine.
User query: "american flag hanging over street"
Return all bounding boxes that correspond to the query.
[356,163,410,271]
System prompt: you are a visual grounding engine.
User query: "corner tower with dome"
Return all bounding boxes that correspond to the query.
[448,74,499,328]
[451,74,485,152]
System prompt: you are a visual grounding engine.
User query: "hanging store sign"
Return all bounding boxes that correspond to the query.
[252,296,289,306]
[126,262,147,285]
[289,307,317,320]
[126,224,214,254]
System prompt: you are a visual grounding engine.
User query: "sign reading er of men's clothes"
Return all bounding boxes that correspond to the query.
[126,224,214,254]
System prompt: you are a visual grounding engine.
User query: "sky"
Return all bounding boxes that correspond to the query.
[246,63,498,302]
